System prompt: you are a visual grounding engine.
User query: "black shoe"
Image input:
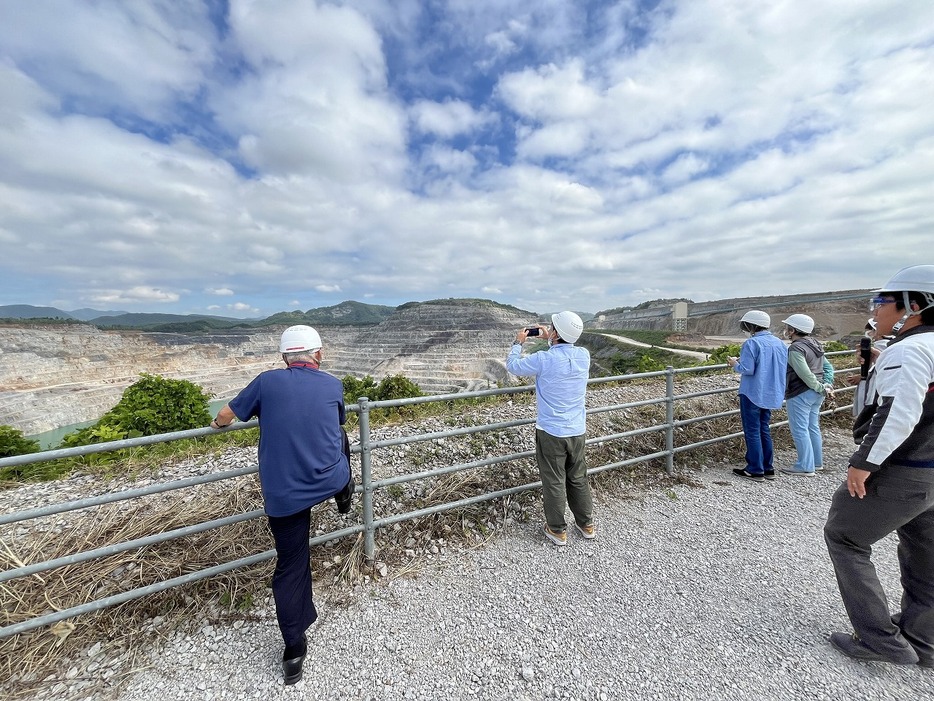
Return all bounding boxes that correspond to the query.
[335,476,354,514]
[763,470,776,481]
[283,636,307,685]
[891,614,934,668]
[732,468,764,483]
[829,632,918,665]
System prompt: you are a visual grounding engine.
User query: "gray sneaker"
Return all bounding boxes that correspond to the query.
[779,467,815,476]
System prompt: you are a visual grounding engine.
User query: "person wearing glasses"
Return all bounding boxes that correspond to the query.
[823,265,934,668]
[507,311,595,546]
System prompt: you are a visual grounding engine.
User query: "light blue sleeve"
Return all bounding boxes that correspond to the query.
[733,339,758,376]
[506,344,543,377]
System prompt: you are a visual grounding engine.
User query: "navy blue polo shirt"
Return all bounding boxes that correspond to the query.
[229,364,350,517]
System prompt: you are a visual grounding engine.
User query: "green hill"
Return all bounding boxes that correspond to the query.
[263,300,395,327]
[0,304,74,320]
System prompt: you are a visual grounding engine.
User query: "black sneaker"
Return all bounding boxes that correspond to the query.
[763,470,776,481]
[829,632,918,665]
[732,468,765,483]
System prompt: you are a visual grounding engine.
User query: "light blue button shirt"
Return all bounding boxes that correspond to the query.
[733,331,788,410]
[506,342,590,437]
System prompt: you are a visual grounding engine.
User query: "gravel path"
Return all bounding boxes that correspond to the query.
[110,430,933,701]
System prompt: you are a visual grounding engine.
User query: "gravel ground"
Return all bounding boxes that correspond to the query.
[105,429,933,701]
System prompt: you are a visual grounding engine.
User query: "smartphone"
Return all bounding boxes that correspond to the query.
[526,327,541,336]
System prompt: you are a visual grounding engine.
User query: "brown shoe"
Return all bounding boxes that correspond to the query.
[543,524,567,546]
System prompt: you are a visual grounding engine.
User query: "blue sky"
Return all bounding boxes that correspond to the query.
[1,1,932,318]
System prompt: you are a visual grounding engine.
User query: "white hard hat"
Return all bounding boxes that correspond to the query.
[279,325,322,353]
[781,313,815,334]
[866,318,877,331]
[876,265,934,307]
[740,310,770,328]
[551,311,584,343]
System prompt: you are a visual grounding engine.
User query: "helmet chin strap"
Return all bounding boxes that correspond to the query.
[891,291,920,335]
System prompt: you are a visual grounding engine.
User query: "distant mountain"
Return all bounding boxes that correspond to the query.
[68,307,129,321]
[90,313,248,329]
[541,310,595,322]
[263,300,396,326]
[0,304,74,319]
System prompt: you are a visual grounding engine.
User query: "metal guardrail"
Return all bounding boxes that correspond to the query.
[0,355,860,639]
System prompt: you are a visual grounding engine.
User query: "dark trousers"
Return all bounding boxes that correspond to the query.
[824,465,934,662]
[267,508,318,648]
[535,429,593,532]
[739,394,773,474]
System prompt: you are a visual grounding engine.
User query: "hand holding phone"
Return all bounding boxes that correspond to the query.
[526,327,541,337]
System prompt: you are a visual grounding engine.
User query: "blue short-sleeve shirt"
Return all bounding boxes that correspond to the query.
[229,365,350,517]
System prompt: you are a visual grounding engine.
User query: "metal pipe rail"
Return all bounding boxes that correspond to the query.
[0,356,860,639]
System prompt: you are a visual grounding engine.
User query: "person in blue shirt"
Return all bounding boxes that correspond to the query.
[211,325,352,685]
[507,311,594,546]
[726,310,788,482]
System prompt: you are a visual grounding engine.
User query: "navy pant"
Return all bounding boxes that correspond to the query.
[739,394,773,474]
[267,508,317,647]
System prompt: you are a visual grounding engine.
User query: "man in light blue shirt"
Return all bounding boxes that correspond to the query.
[507,311,594,546]
[726,310,788,482]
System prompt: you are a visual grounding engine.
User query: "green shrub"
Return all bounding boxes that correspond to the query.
[63,374,211,448]
[636,354,666,373]
[0,426,57,482]
[0,425,40,458]
[342,375,379,404]
[823,340,849,353]
[374,374,423,401]
[707,344,741,365]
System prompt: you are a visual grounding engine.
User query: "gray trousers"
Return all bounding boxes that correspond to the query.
[535,429,593,532]
[823,465,934,663]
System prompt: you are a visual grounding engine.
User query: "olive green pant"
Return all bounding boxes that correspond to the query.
[535,429,593,532]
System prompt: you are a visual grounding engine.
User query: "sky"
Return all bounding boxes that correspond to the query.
[1,1,932,318]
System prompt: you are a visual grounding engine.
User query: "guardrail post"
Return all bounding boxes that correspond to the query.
[665,366,675,476]
[358,396,376,561]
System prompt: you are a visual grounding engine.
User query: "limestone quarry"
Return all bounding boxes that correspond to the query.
[1,292,871,438]
[0,301,538,436]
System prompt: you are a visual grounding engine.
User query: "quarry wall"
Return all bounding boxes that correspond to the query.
[0,302,538,436]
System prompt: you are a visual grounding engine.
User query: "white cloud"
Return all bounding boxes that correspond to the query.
[498,59,600,122]
[229,302,258,314]
[91,286,180,304]
[0,3,215,121]
[411,99,492,138]
[0,1,933,317]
